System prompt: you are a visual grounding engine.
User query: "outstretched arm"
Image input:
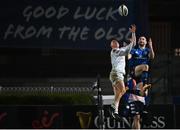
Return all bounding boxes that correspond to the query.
[127,24,136,59]
[148,38,155,59]
[117,25,137,56]
[129,24,136,46]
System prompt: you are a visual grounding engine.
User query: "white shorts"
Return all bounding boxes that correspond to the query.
[109,71,124,86]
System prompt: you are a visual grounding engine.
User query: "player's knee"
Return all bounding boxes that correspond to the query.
[143,65,149,71]
[121,87,126,95]
[116,86,126,94]
[116,82,126,94]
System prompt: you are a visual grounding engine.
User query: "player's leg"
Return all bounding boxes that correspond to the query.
[135,64,149,85]
[130,101,144,129]
[141,105,153,127]
[113,80,126,112]
[137,82,151,96]
[132,114,141,129]
[109,72,126,120]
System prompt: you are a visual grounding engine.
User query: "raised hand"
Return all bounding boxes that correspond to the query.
[148,38,153,48]
[148,37,155,59]
[129,24,136,33]
[129,24,136,46]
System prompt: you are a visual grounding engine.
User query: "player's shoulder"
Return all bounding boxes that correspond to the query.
[130,46,137,53]
[144,47,150,52]
[132,45,139,50]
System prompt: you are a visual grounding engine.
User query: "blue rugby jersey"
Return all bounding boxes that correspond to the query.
[129,47,150,68]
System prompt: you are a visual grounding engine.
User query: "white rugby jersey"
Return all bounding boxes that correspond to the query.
[110,42,133,74]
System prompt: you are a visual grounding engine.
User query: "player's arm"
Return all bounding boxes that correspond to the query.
[115,43,133,56]
[116,24,136,56]
[128,53,132,60]
[129,24,136,46]
[148,38,155,59]
[118,41,134,56]
[126,24,136,58]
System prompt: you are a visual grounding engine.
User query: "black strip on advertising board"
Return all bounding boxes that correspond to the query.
[175,105,180,128]
[0,104,176,129]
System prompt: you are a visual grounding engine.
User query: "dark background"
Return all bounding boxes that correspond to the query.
[0,0,180,100]
[0,0,149,78]
[0,105,177,128]
[0,1,179,128]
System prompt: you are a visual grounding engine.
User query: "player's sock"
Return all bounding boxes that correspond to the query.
[141,71,149,85]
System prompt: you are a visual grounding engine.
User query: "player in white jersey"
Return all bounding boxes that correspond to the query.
[109,24,136,121]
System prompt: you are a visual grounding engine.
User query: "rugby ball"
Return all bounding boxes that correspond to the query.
[118,4,128,16]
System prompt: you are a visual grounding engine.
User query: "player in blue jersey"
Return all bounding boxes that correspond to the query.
[119,77,152,129]
[123,34,155,129]
[128,36,155,86]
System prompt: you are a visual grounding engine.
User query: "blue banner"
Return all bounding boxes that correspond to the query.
[0,0,149,50]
